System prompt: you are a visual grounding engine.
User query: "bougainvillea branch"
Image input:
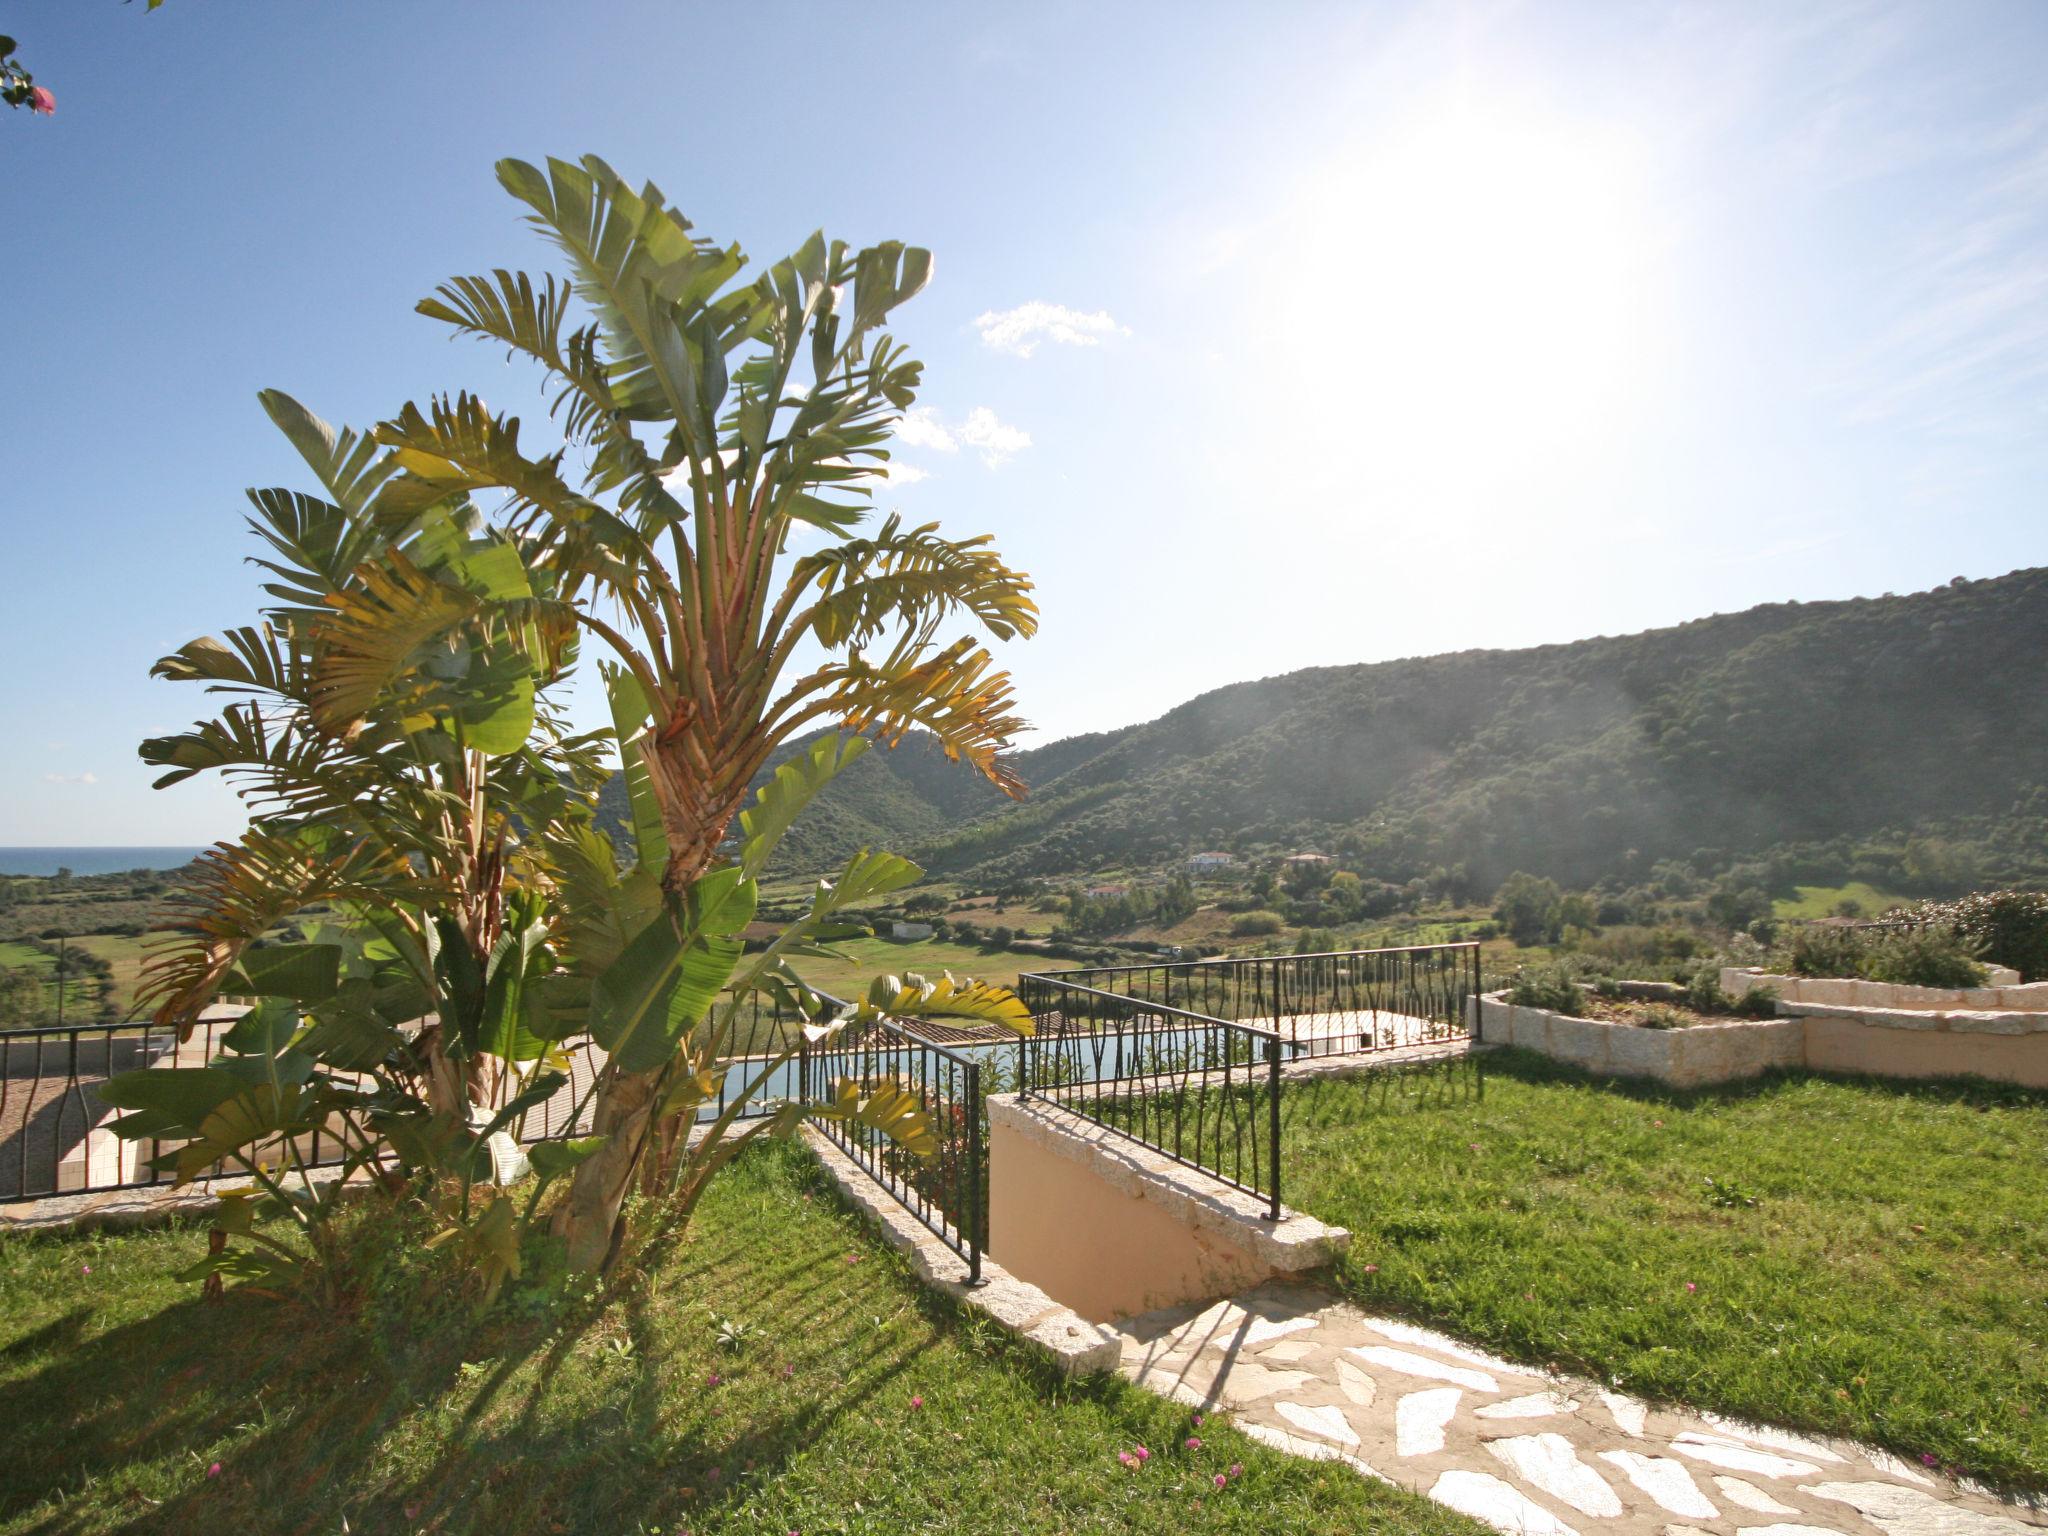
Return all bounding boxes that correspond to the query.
[1,36,55,116]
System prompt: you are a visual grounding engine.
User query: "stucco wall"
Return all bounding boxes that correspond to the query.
[986,1095,1347,1324]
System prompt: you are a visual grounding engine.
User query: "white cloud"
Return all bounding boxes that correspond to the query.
[975,301,1129,358]
[883,462,931,485]
[956,407,1033,467]
[890,406,1031,468]
[44,771,98,785]
[892,407,958,453]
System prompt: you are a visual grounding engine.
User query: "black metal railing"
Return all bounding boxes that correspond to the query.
[1032,943,1481,1057]
[800,1016,985,1282]
[1015,972,1285,1219]
[1,989,819,1204]
[1012,945,1483,1219]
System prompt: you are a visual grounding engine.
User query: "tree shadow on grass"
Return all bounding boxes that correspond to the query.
[0,1145,1063,1536]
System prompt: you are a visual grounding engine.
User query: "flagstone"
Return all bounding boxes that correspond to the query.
[1599,1449,1720,1520]
[1241,1314,1323,1345]
[1702,1412,1849,1463]
[1716,1475,1804,1514]
[1275,1398,1361,1447]
[1485,1433,1624,1518]
[1263,1340,1319,1363]
[1212,1360,1315,1403]
[1368,1317,1530,1375]
[1668,1431,1821,1479]
[1806,1481,2041,1535]
[1428,1469,1582,1536]
[1116,1280,2046,1536]
[1334,1355,1376,1407]
[1395,1386,1463,1457]
[1600,1388,1651,1437]
[1350,1345,1500,1392]
[1475,1390,1580,1420]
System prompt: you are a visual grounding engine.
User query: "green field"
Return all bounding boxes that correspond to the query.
[1772,881,1918,920]
[63,933,153,1018]
[1283,1053,2048,1491]
[0,940,101,1020]
[788,933,1057,1001]
[0,1144,1477,1536]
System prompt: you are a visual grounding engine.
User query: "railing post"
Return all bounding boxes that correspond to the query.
[1266,1031,1282,1222]
[965,1056,984,1285]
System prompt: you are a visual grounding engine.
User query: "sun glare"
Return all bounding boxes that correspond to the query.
[1272,103,1664,516]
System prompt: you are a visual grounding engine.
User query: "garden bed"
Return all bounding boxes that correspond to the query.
[1474,991,1803,1086]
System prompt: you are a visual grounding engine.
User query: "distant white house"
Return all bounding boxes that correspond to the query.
[1083,884,1128,899]
[890,920,935,940]
[1186,851,1235,874]
[1281,851,1333,868]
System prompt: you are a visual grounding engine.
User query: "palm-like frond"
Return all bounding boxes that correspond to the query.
[138,829,426,1033]
[307,549,484,739]
[788,514,1038,650]
[793,637,1027,796]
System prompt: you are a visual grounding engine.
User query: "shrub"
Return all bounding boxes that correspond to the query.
[1906,890,2048,980]
[1505,966,1584,1014]
[1862,928,1987,988]
[1635,1002,1691,1030]
[1778,923,1987,987]
[1229,910,1285,937]
[1782,924,1870,978]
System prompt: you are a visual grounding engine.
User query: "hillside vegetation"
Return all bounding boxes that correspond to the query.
[606,569,2048,893]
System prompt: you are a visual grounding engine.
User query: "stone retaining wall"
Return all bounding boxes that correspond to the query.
[1720,966,2048,1011]
[1475,992,2048,1090]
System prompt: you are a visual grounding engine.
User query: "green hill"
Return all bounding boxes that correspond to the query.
[604,568,2048,892]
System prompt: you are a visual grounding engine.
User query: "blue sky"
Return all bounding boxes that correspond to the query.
[4,0,2045,845]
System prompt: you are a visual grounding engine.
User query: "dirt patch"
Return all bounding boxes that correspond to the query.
[1575,996,1768,1029]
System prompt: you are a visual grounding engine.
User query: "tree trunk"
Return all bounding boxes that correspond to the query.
[552,1063,659,1272]
[552,729,749,1273]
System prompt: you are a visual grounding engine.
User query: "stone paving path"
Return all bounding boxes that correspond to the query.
[1117,1280,2047,1536]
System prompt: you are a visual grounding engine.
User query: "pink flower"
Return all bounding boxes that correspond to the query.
[206,1462,222,1479]
[781,1363,796,1379]
[707,1371,723,1386]
[1361,1263,1379,1274]
[1684,1282,1697,1293]
[1921,1453,1940,1467]
[1185,1436,1202,1450]
[29,85,54,115]
[81,1264,91,1275]
[1213,1473,1227,1489]
[1133,1445,1149,1462]
[1117,1451,1136,1469]
[1468,1142,1482,1152]
[1229,1463,1243,1479]
[910,1395,924,1409]
[1191,1412,1203,1427]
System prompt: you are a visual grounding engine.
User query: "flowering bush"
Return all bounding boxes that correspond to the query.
[1,36,54,116]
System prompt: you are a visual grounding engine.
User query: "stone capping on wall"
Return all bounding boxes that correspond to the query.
[1721,966,2048,1012]
[1775,1000,2048,1035]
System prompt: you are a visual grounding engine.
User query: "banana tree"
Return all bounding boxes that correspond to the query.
[385,155,1041,1270]
[137,388,603,1118]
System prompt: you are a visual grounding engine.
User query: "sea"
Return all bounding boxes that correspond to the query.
[0,847,209,878]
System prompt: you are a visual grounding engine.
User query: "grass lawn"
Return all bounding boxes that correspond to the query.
[0,1142,1479,1536]
[1772,881,1918,920]
[792,933,1056,998]
[1283,1052,2048,1491]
